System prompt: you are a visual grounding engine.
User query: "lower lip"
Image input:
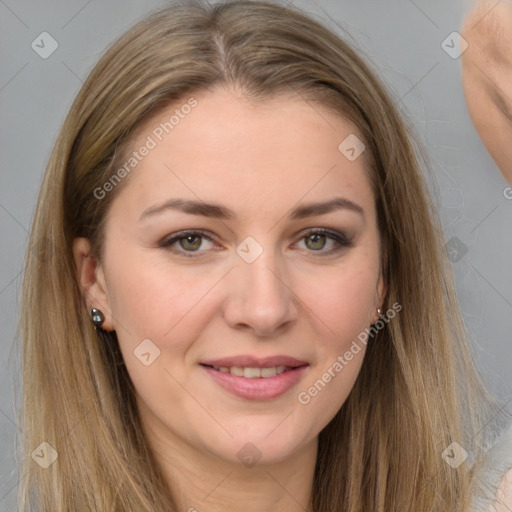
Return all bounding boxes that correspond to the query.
[201,365,308,400]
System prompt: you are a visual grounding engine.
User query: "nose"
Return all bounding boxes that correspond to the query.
[222,246,298,337]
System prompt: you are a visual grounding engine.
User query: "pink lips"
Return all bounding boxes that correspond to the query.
[200,355,309,401]
[201,355,308,368]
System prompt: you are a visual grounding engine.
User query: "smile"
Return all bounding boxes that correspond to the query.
[206,365,290,378]
[200,361,308,400]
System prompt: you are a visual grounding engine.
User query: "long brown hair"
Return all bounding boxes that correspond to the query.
[17,1,499,510]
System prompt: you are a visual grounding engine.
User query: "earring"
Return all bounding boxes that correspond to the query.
[91,308,105,328]
[377,308,382,315]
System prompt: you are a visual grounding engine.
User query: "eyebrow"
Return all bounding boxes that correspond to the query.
[139,197,365,222]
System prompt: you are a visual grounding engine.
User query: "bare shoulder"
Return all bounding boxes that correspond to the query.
[471,423,512,512]
[488,468,512,512]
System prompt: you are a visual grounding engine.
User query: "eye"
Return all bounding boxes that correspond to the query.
[159,228,353,258]
[294,228,353,255]
[159,230,218,256]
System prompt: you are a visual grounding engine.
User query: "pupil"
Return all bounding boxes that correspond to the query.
[308,234,325,250]
[182,235,201,250]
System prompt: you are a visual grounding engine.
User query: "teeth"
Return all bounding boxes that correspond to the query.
[212,365,288,378]
[230,366,244,377]
[260,367,277,378]
[244,367,261,378]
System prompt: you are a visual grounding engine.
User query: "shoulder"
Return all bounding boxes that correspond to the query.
[471,423,512,512]
[491,468,512,512]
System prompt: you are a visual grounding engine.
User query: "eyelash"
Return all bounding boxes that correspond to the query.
[158,228,354,258]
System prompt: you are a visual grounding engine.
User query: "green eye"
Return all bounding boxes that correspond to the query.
[160,230,216,257]
[304,233,328,251]
[160,228,353,258]
[178,234,203,251]
[296,229,353,255]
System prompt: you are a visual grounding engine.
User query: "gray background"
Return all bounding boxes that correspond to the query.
[1,0,511,509]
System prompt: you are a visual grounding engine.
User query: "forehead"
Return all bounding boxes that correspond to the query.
[108,86,375,222]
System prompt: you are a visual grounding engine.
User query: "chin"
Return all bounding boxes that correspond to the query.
[202,418,315,466]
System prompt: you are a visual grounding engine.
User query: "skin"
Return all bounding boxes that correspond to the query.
[73,86,386,512]
[493,469,512,512]
[461,0,512,184]
[462,3,512,509]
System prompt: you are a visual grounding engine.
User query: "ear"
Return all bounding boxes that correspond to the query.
[72,237,115,331]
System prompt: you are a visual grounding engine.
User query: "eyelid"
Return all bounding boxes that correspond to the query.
[158,229,219,256]
[297,227,353,244]
[292,227,354,255]
[159,227,354,257]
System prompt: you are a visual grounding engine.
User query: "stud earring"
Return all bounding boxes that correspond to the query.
[90,308,105,328]
[377,308,382,315]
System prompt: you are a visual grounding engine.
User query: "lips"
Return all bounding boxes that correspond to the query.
[200,355,308,369]
[199,355,309,400]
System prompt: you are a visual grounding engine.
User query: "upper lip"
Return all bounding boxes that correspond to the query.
[200,355,308,368]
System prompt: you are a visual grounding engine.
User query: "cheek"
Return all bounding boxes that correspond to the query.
[108,249,208,327]
[293,251,378,408]
[105,254,221,412]
[303,255,379,346]
[315,273,374,333]
[104,251,228,392]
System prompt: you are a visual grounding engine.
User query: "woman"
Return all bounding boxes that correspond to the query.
[18,1,512,510]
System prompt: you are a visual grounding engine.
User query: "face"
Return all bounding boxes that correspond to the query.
[74,86,386,468]
[461,1,512,184]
